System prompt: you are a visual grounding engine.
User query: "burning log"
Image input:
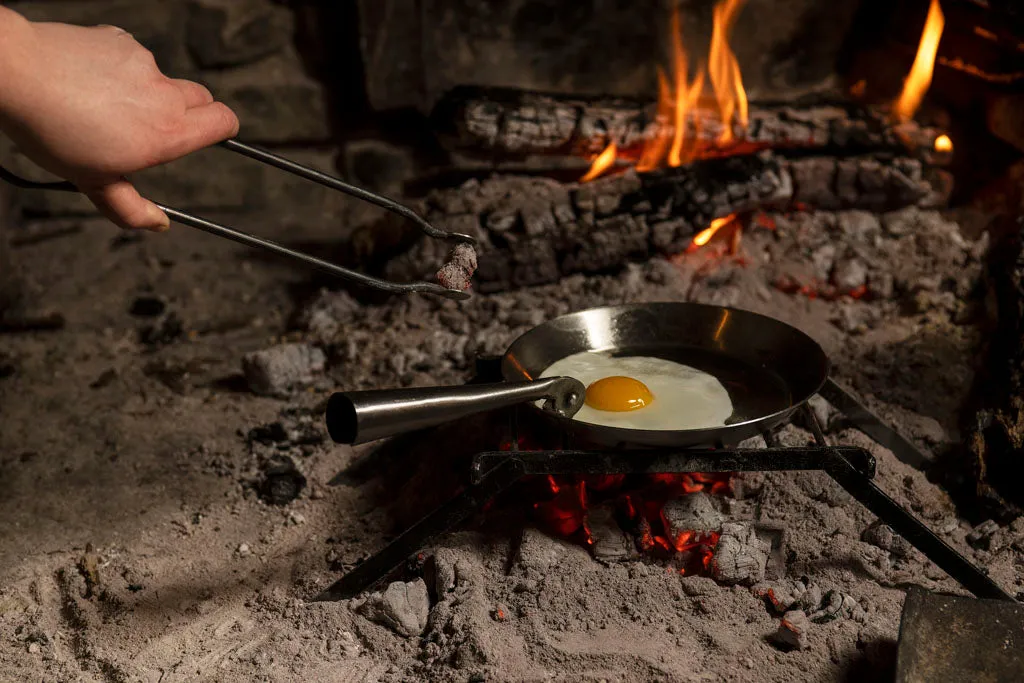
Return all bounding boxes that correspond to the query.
[379,151,943,293]
[431,86,946,163]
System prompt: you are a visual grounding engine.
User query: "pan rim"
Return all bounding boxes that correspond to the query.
[500,301,831,444]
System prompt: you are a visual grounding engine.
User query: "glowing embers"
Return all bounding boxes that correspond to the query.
[934,134,953,153]
[530,471,734,575]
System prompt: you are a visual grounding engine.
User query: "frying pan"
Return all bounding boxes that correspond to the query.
[325,302,830,449]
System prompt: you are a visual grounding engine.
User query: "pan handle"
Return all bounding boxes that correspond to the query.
[325,377,586,445]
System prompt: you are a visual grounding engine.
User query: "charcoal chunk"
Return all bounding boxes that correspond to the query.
[711,522,771,586]
[357,579,430,637]
[242,343,326,397]
[771,610,811,651]
[258,456,306,506]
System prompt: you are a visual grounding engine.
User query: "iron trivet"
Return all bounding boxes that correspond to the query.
[316,358,1015,603]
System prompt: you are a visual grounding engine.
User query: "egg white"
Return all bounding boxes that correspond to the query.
[538,352,734,431]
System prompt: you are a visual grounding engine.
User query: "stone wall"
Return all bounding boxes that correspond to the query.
[359,0,866,114]
[0,0,340,217]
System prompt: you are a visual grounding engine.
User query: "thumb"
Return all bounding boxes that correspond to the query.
[161,102,240,161]
[84,179,170,232]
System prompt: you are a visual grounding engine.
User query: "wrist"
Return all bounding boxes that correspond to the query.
[0,8,35,121]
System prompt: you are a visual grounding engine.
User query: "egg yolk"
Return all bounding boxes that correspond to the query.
[584,376,654,412]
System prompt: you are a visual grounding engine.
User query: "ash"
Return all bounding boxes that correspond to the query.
[1,194,1017,683]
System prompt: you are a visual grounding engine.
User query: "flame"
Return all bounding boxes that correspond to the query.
[709,0,748,144]
[692,215,735,247]
[581,142,618,182]
[893,0,945,122]
[934,134,952,153]
[629,0,745,174]
[636,69,674,172]
[665,8,707,167]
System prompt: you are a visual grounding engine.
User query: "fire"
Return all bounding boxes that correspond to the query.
[692,214,736,247]
[580,142,618,182]
[636,69,675,172]
[892,0,945,122]
[934,134,952,153]
[582,0,748,180]
[709,0,748,144]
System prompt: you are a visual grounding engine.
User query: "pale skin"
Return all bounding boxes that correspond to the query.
[0,6,239,231]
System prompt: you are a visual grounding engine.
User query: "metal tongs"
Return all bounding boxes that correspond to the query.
[0,139,477,300]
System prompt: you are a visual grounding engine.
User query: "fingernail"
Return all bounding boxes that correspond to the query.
[153,209,171,232]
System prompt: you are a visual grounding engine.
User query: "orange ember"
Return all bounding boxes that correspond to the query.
[934,134,953,153]
[530,469,733,575]
[893,0,945,122]
[581,142,618,182]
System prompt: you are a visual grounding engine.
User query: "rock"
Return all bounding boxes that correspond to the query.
[862,521,913,559]
[830,303,873,335]
[242,343,326,397]
[517,528,588,575]
[754,579,821,615]
[358,579,431,637]
[966,519,1001,551]
[772,610,811,651]
[186,0,294,68]
[832,258,868,291]
[236,543,252,557]
[810,244,836,281]
[436,244,478,292]
[807,590,865,623]
[794,394,835,432]
[429,548,458,597]
[200,51,330,144]
[837,211,882,242]
[258,456,307,506]
[662,492,724,540]
[710,522,771,586]
[588,507,636,564]
[296,289,361,339]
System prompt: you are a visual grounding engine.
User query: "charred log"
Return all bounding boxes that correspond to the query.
[431,86,945,163]
[959,217,1024,519]
[380,152,942,293]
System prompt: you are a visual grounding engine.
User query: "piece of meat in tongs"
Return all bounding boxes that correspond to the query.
[0,139,478,300]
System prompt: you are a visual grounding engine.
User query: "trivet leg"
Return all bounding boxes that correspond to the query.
[825,451,1015,602]
[819,377,931,470]
[315,458,525,601]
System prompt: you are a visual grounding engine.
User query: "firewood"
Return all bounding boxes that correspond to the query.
[431,85,945,162]
[378,152,942,293]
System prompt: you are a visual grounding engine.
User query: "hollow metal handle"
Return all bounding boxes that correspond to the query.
[325,377,586,445]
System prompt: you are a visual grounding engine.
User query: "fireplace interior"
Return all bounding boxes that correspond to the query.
[3,0,1024,681]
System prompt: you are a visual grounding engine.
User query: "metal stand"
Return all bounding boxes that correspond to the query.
[316,392,1014,603]
[317,355,1013,602]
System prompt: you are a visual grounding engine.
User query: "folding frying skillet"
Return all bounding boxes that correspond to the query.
[327,301,830,448]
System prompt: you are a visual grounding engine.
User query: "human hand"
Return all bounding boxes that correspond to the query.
[0,14,239,231]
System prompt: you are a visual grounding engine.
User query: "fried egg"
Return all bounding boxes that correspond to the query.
[538,352,734,430]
